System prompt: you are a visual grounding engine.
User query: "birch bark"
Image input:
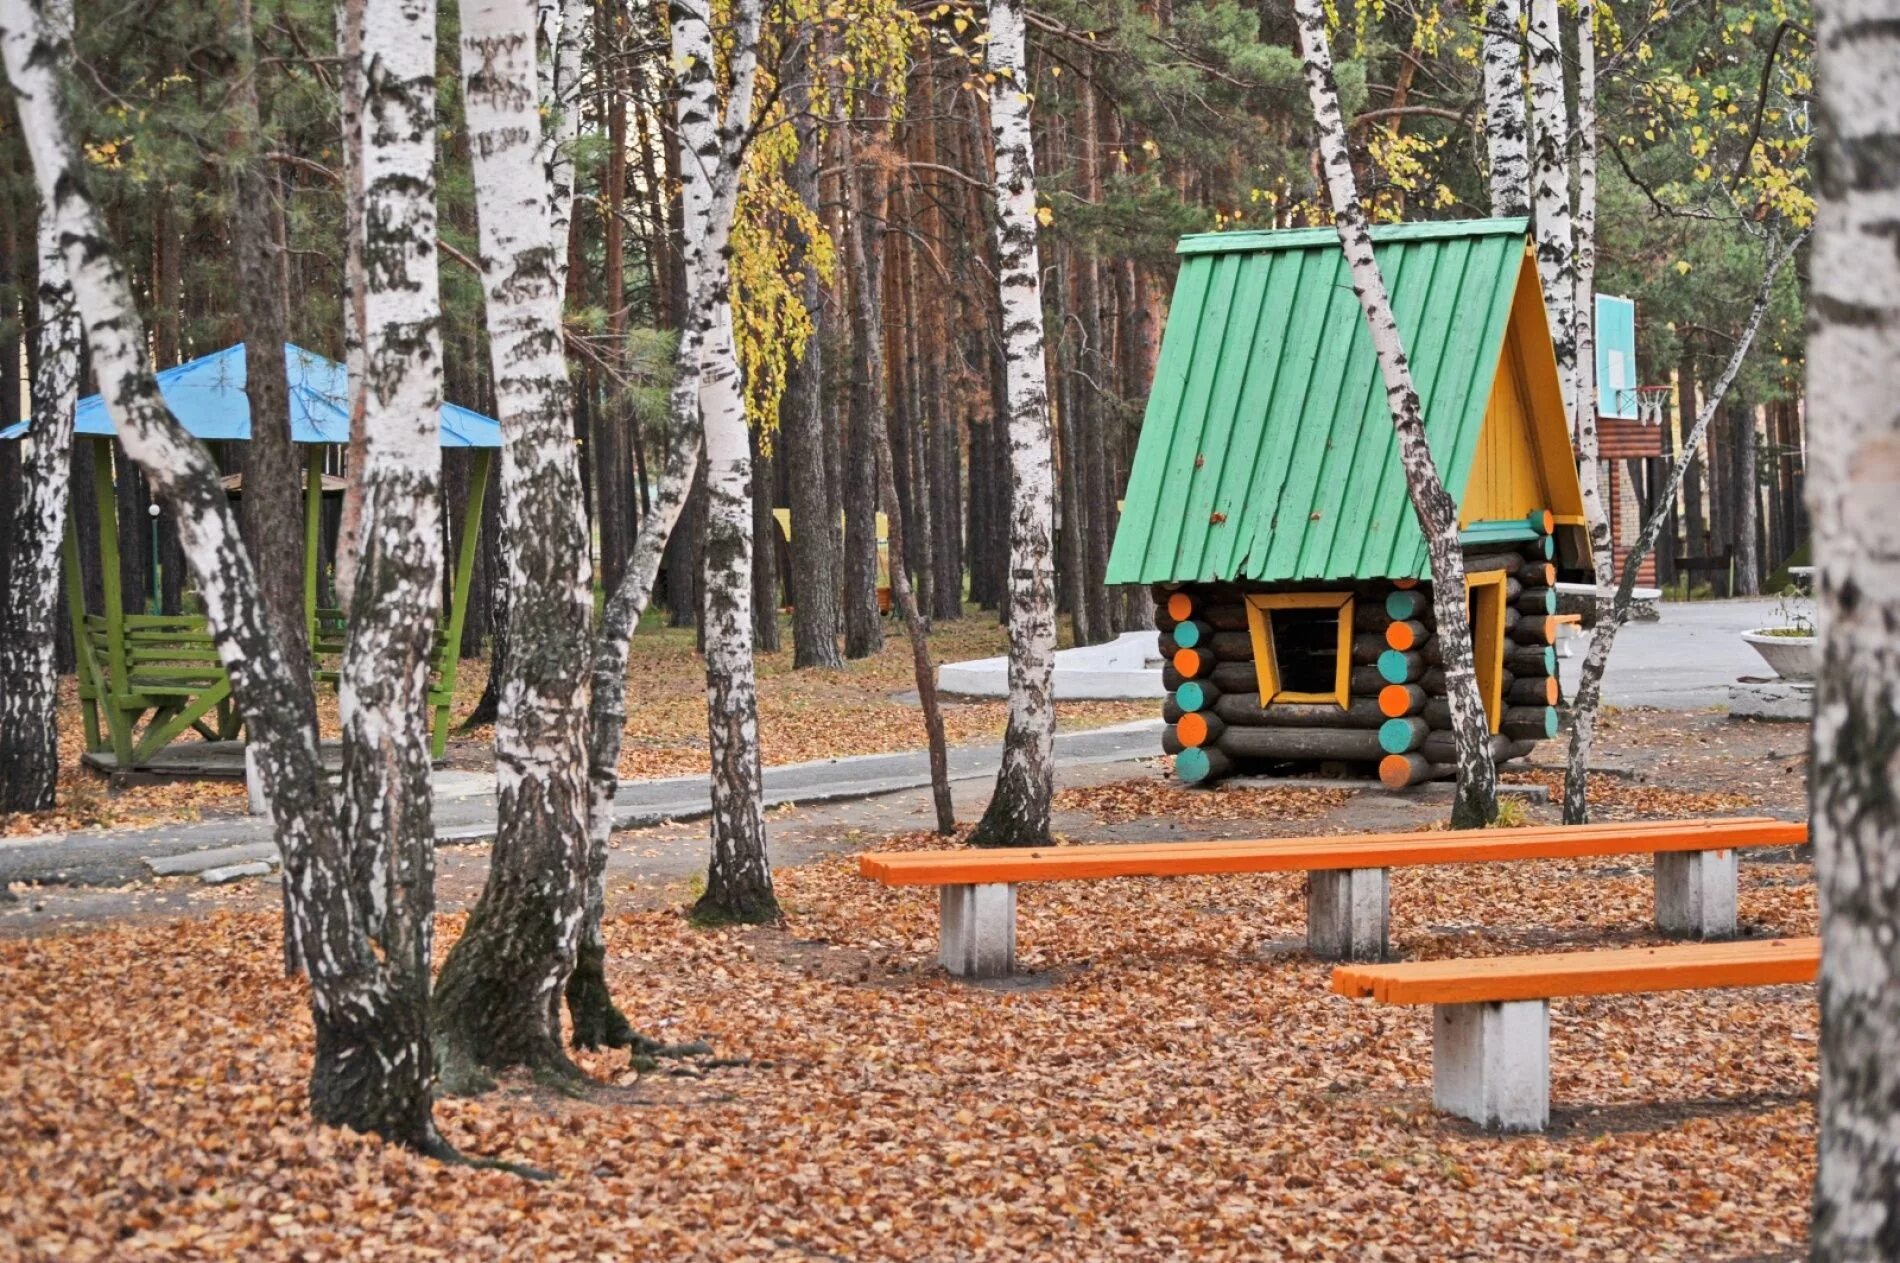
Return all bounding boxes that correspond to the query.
[0,76,78,813]
[432,0,597,1084]
[1482,0,1529,216]
[1807,0,1900,1247]
[1561,0,1616,824]
[1563,230,1806,827]
[2,0,446,1149]
[332,0,368,616]
[1293,0,1499,829]
[1527,0,1576,423]
[967,0,1058,849]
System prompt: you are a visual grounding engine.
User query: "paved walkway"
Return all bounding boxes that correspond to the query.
[1556,597,1791,709]
[0,721,1165,888]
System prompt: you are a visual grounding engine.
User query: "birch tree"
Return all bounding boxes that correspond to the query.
[2,0,449,1150]
[1482,0,1530,216]
[684,0,777,923]
[1561,229,1806,824]
[1293,0,1499,829]
[967,0,1059,850]
[1527,0,1576,421]
[0,12,78,814]
[1807,1,1900,1247]
[432,0,597,1084]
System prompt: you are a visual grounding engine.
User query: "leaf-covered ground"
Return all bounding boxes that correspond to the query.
[1,614,1152,837]
[3,802,1817,1259]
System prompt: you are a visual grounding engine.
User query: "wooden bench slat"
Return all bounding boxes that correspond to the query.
[1332,936,1819,1005]
[858,818,1806,886]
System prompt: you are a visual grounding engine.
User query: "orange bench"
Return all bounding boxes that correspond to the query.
[1333,936,1819,1130]
[858,817,1807,977]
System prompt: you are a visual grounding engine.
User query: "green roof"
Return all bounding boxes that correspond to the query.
[1106,218,1532,585]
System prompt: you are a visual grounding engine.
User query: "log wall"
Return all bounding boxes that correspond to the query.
[1156,524,1564,789]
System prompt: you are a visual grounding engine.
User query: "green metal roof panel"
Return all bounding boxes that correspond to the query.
[1106,218,1530,585]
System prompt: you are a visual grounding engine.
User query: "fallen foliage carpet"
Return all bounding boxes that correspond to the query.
[2,831,1817,1260]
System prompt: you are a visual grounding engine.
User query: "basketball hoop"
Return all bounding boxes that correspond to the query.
[1632,385,1671,426]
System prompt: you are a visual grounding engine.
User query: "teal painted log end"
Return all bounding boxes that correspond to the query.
[1175,681,1209,712]
[1539,706,1558,738]
[1174,620,1203,649]
[1384,589,1423,621]
[1377,649,1413,684]
[1176,746,1213,783]
[1379,718,1424,754]
[1538,535,1555,559]
[1538,588,1557,614]
[1538,646,1556,674]
[1527,508,1552,534]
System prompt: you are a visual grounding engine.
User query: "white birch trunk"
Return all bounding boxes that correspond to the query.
[672,0,776,922]
[539,0,588,304]
[2,0,446,1150]
[332,0,368,617]
[1482,0,1530,217]
[0,111,79,813]
[1807,1,1900,1248]
[432,0,597,1083]
[1561,0,1616,824]
[1527,0,1577,424]
[1562,231,1806,828]
[1294,0,1499,829]
[967,0,1059,849]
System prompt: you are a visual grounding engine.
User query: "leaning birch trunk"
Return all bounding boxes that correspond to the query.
[1809,0,1900,1239]
[0,144,78,813]
[2,0,448,1151]
[432,0,597,1086]
[1562,229,1807,825]
[1294,0,1498,829]
[1527,0,1576,424]
[968,0,1059,849]
[1481,0,1530,216]
[676,0,776,923]
[540,0,587,306]
[1560,0,1615,824]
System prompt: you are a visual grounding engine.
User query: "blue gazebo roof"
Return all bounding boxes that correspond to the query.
[3,343,501,448]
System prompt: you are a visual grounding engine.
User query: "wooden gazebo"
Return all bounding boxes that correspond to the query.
[2,344,497,771]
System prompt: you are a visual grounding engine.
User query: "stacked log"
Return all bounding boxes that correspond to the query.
[1376,518,1564,788]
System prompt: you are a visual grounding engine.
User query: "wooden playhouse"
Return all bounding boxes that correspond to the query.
[1105,218,1587,788]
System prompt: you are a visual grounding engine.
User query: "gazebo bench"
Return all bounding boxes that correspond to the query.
[1332,936,1819,1130]
[856,817,1807,978]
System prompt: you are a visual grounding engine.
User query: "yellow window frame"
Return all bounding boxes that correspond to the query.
[1243,592,1355,709]
[1465,570,1508,733]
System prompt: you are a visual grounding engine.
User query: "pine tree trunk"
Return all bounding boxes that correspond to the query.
[841,154,886,661]
[1734,406,1760,594]
[1808,6,1900,1243]
[1483,0,1530,215]
[0,144,78,813]
[751,424,781,650]
[1293,0,1498,829]
[782,40,843,669]
[1527,0,1577,423]
[967,0,1058,849]
[433,0,597,1087]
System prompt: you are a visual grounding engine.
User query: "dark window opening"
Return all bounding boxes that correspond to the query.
[1270,607,1340,695]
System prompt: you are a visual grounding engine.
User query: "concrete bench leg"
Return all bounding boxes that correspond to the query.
[1308,867,1389,961]
[940,883,1017,979]
[1654,848,1738,939]
[1433,999,1551,1132]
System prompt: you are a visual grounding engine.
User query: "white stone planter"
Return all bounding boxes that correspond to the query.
[1740,629,1816,681]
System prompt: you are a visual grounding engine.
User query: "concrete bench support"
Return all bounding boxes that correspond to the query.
[1308,867,1389,961]
[1433,999,1551,1131]
[940,883,1017,979]
[1654,848,1738,939]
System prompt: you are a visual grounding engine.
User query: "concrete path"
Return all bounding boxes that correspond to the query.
[0,720,1165,889]
[1557,597,1791,709]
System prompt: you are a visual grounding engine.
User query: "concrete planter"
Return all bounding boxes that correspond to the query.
[1740,629,1816,681]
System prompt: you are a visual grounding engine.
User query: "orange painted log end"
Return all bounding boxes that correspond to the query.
[1173,647,1204,678]
[1385,621,1417,651]
[1379,754,1416,789]
[1378,684,1413,717]
[1540,676,1559,704]
[1167,592,1194,622]
[1393,577,1418,590]
[1177,712,1211,747]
